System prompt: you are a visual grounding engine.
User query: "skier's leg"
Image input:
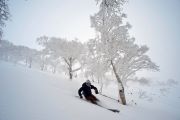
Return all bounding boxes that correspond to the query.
[91,94,99,101]
[85,95,97,104]
[89,95,99,104]
[85,96,91,101]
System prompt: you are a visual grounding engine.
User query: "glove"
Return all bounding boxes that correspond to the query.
[80,96,83,99]
[95,90,99,94]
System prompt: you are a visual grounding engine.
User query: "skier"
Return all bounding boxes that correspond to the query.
[78,80,99,104]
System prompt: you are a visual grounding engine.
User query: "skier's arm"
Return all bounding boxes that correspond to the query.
[91,85,98,94]
[78,87,83,98]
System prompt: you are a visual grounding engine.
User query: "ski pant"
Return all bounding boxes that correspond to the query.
[85,94,99,104]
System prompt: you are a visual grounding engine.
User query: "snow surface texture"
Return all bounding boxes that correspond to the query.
[0,61,180,120]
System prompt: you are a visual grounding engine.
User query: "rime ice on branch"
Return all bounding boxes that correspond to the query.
[89,0,159,105]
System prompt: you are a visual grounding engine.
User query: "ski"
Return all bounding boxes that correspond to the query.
[96,104,120,113]
[75,96,120,113]
[99,93,119,102]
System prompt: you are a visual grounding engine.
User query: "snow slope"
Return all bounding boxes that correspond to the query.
[0,61,180,120]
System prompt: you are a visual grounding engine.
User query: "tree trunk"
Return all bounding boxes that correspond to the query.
[69,69,73,79]
[25,58,28,66]
[40,61,44,71]
[91,74,95,82]
[69,58,73,80]
[52,67,56,74]
[111,60,127,105]
[99,82,103,93]
[64,57,74,80]
[118,87,126,105]
[29,57,32,68]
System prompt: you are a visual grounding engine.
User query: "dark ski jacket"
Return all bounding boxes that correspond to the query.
[78,83,98,97]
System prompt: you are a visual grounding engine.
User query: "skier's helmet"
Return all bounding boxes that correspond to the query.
[86,80,91,87]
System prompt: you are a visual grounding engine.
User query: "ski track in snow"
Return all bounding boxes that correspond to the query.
[0,61,180,120]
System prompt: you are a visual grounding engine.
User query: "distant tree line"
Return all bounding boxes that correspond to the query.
[0,39,86,78]
[0,40,38,68]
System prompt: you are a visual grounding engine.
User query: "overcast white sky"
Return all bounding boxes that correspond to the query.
[3,0,180,81]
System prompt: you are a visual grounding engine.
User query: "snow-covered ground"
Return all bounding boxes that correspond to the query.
[0,61,180,120]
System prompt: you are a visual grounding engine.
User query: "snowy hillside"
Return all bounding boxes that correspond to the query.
[0,61,180,120]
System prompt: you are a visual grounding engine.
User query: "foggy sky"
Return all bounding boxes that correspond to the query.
[3,0,180,81]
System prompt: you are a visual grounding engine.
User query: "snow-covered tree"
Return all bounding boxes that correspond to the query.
[36,49,49,71]
[46,54,60,73]
[0,40,38,67]
[37,36,84,79]
[84,58,107,83]
[10,45,25,64]
[0,40,13,61]
[36,36,53,71]
[0,0,10,39]
[22,47,38,68]
[90,0,159,105]
[0,40,23,63]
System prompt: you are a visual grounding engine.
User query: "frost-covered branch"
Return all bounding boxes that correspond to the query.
[88,0,159,105]
[36,36,84,79]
